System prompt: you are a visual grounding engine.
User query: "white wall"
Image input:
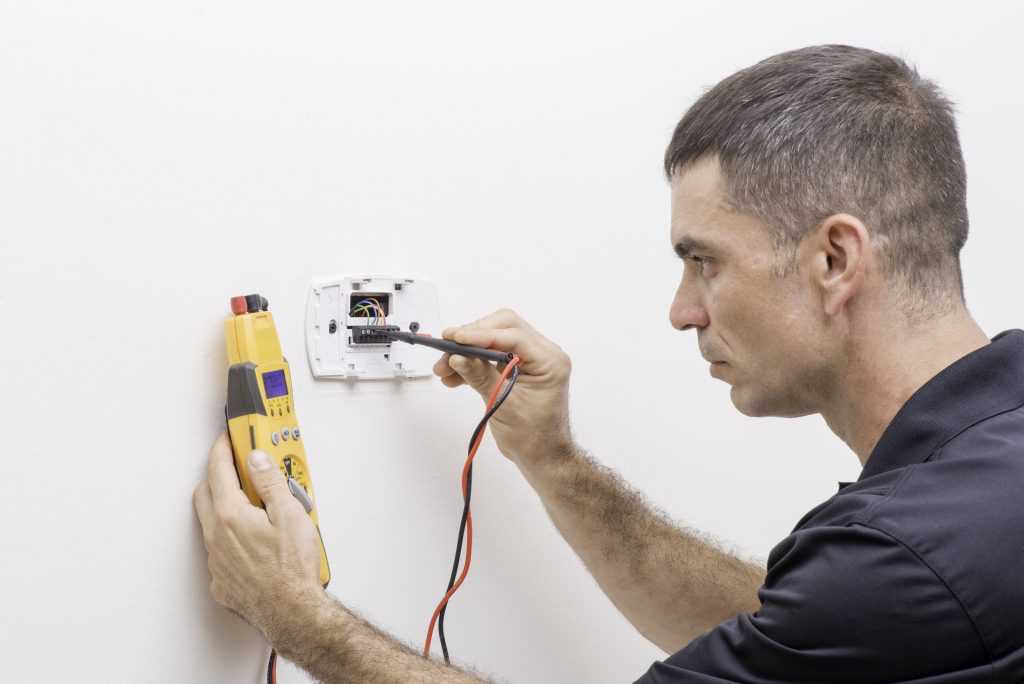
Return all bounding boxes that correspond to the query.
[3,2,1022,682]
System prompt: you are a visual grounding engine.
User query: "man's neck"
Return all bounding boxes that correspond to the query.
[821,312,990,466]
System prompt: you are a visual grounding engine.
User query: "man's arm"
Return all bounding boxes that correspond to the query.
[435,310,765,652]
[193,434,489,684]
[518,445,764,652]
[266,586,488,684]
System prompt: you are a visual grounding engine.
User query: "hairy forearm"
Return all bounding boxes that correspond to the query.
[266,588,491,684]
[517,444,765,652]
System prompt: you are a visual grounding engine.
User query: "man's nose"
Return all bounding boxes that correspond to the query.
[669,279,709,331]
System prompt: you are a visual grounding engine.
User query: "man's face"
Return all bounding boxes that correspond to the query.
[669,156,831,417]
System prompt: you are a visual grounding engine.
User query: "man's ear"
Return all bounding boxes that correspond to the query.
[809,213,870,317]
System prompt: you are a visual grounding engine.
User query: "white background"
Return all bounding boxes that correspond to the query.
[2,2,1021,682]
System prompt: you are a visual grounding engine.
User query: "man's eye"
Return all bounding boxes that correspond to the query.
[689,255,710,270]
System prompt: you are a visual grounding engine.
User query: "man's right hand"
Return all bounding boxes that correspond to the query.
[432,308,575,466]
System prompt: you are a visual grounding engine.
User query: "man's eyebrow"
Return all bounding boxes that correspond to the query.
[673,237,715,259]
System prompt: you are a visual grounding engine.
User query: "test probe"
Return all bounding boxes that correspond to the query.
[369,327,515,365]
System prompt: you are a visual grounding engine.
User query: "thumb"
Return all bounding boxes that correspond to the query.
[448,354,500,397]
[247,450,295,522]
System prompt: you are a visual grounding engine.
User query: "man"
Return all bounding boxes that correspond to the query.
[194,45,1024,682]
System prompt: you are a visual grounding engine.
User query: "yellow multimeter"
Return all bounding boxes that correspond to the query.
[224,293,330,587]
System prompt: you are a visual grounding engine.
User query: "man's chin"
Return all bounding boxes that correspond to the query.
[729,385,815,418]
[730,388,767,417]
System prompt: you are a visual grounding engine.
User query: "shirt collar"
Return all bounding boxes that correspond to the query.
[858,329,1024,481]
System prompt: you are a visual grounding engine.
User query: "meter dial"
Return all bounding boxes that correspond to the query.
[281,456,312,493]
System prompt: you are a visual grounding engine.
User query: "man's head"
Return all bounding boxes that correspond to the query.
[666,45,970,417]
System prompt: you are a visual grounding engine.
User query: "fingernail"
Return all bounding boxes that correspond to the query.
[449,355,468,370]
[249,450,274,471]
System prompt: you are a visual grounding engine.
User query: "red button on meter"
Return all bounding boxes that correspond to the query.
[230,296,248,315]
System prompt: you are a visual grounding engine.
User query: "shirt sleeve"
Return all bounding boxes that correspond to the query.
[633,524,988,683]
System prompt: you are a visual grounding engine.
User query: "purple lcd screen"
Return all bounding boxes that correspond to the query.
[262,370,288,398]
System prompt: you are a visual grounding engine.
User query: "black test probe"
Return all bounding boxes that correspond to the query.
[370,327,514,365]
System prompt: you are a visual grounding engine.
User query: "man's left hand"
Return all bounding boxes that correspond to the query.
[193,432,324,637]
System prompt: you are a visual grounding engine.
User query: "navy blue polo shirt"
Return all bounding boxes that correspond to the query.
[636,329,1024,683]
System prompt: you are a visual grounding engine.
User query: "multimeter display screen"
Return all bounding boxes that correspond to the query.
[262,370,288,398]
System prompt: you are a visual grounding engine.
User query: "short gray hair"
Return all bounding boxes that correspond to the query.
[665,45,968,316]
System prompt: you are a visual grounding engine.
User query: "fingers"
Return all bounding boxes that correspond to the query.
[447,354,501,395]
[435,308,568,379]
[433,351,498,393]
[246,450,305,525]
[447,326,551,374]
[434,308,571,405]
[432,353,458,380]
[439,372,466,388]
[207,431,249,506]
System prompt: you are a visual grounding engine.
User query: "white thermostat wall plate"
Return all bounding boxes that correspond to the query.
[305,275,441,380]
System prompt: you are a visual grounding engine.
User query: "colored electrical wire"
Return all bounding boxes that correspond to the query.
[422,356,522,661]
[354,298,387,325]
[351,302,378,318]
[438,363,520,661]
[423,359,520,659]
[365,297,388,326]
[350,299,388,326]
[266,648,277,684]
